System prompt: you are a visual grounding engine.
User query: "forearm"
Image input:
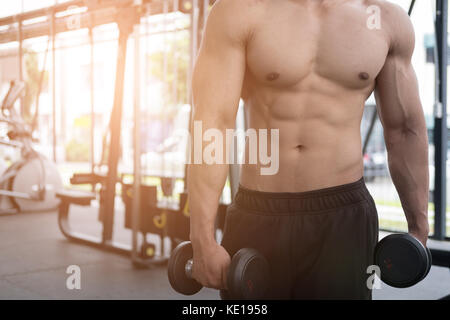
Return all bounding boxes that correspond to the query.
[188,63,242,248]
[385,126,429,232]
[188,161,229,246]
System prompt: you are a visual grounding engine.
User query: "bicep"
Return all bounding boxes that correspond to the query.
[192,3,247,127]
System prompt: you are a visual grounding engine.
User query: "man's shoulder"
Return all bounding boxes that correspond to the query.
[213,0,268,10]
[364,0,406,12]
[362,0,409,22]
[367,0,411,26]
[365,0,414,54]
[210,0,267,20]
[208,0,267,42]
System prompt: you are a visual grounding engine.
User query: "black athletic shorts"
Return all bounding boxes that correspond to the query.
[220,177,379,300]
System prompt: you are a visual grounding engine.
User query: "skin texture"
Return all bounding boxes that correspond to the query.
[188,0,429,289]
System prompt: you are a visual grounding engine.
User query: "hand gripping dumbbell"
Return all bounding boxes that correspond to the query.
[168,241,269,299]
[374,233,432,288]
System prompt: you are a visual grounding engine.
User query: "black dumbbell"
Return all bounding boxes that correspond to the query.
[374,233,432,288]
[168,241,269,299]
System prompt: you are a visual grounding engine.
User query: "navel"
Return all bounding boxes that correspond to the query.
[266,72,280,81]
[359,72,370,81]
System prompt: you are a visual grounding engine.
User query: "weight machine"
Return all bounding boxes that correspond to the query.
[0,0,221,267]
[0,81,63,215]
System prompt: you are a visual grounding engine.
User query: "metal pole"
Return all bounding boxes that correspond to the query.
[184,0,200,190]
[172,0,179,106]
[18,20,24,116]
[408,0,416,16]
[89,26,95,177]
[20,0,24,116]
[434,0,447,240]
[162,0,169,87]
[102,17,132,243]
[132,23,141,262]
[143,4,150,178]
[51,11,57,162]
[189,0,199,105]
[362,107,378,155]
[162,0,169,178]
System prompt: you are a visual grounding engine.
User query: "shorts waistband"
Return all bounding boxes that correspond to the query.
[234,177,372,215]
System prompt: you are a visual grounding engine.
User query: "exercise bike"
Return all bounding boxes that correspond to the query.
[0,81,63,214]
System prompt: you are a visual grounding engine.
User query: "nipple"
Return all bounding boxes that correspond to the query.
[359,72,370,80]
[266,72,280,81]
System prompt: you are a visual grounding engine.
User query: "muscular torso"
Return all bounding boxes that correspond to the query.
[239,0,391,192]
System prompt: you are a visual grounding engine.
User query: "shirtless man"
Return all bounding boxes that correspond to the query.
[188,0,429,299]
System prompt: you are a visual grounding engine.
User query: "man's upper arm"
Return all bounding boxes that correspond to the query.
[192,0,249,127]
[374,4,426,146]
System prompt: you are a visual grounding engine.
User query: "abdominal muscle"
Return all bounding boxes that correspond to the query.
[239,87,368,193]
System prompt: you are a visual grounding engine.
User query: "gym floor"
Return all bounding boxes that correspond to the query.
[0,204,449,300]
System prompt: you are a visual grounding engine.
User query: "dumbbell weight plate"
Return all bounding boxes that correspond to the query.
[422,247,432,281]
[374,234,429,288]
[168,241,202,295]
[227,248,269,300]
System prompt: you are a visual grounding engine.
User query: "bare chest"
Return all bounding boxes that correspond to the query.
[245,3,390,90]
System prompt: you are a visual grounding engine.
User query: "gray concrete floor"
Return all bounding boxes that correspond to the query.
[0,204,449,300]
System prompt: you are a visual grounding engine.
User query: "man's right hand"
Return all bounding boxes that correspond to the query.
[191,241,231,290]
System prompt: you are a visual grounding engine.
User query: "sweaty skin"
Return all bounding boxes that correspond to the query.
[188,0,429,290]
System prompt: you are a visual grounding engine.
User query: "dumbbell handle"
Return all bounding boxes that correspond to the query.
[185,259,194,280]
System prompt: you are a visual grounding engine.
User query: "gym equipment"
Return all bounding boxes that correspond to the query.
[56,9,169,266]
[55,3,205,267]
[168,241,269,299]
[0,81,63,214]
[374,233,432,288]
[122,182,166,260]
[141,242,156,259]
